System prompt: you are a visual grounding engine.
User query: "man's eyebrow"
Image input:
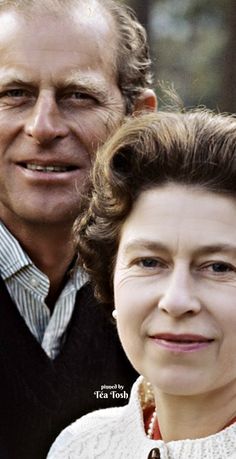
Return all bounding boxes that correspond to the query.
[0,69,33,86]
[0,68,108,100]
[64,72,108,99]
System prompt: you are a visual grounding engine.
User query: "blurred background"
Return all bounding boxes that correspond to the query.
[123,0,236,113]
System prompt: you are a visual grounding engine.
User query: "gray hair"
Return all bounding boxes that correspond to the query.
[0,0,153,114]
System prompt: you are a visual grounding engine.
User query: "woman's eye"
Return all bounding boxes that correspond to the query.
[137,258,163,269]
[210,263,233,273]
[202,262,235,274]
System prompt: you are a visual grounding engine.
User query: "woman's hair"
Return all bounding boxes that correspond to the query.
[0,0,152,115]
[74,109,236,305]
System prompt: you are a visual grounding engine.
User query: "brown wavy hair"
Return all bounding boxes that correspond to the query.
[0,0,153,114]
[74,110,236,305]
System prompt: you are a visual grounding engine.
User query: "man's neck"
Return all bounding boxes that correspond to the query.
[2,218,76,310]
[153,382,236,441]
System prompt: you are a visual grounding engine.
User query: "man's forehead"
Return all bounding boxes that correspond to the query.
[0,0,106,16]
[0,0,113,25]
[73,0,107,19]
[62,0,113,27]
[0,3,118,79]
[0,0,115,40]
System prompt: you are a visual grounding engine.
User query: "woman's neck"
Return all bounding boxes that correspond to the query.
[153,383,236,441]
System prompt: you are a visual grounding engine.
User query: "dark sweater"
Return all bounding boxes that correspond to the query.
[0,277,137,459]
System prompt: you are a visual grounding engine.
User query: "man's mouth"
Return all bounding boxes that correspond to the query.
[21,163,78,173]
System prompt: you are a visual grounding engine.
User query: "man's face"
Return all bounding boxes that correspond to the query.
[0,6,125,229]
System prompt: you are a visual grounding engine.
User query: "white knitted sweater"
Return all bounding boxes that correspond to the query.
[47,377,236,459]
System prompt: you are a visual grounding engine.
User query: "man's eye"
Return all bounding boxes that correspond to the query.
[3,89,27,97]
[72,92,90,99]
[68,92,96,102]
[0,88,33,106]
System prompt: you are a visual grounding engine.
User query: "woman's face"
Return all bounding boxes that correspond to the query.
[114,184,236,396]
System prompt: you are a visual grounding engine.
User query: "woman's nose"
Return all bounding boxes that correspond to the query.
[158,266,201,317]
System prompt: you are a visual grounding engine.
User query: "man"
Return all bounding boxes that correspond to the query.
[0,0,156,457]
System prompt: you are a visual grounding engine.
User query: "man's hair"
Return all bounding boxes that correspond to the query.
[74,109,236,304]
[101,0,153,113]
[0,0,153,114]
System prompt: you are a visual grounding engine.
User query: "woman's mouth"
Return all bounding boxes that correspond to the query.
[150,333,214,352]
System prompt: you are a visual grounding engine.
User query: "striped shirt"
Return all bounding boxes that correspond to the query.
[0,222,88,359]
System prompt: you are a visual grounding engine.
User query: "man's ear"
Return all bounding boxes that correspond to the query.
[133,89,157,113]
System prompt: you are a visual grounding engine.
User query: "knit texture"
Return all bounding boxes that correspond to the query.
[0,277,137,459]
[48,377,236,459]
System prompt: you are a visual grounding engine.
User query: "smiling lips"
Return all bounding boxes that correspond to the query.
[25,164,73,173]
[15,161,80,175]
[20,162,79,173]
[150,333,214,352]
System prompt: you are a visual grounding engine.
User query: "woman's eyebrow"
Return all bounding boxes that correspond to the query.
[194,244,236,257]
[122,239,169,255]
[122,240,236,257]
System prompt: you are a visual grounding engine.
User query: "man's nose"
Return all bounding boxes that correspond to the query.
[24,92,69,144]
[158,266,201,317]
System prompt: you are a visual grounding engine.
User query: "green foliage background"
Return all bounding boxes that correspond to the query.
[125,0,236,112]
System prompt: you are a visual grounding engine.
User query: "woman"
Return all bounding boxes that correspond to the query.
[48,110,236,458]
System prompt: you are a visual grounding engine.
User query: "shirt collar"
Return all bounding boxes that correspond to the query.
[0,222,32,279]
[0,221,88,288]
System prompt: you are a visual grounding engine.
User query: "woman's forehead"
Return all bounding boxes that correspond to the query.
[118,184,236,256]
